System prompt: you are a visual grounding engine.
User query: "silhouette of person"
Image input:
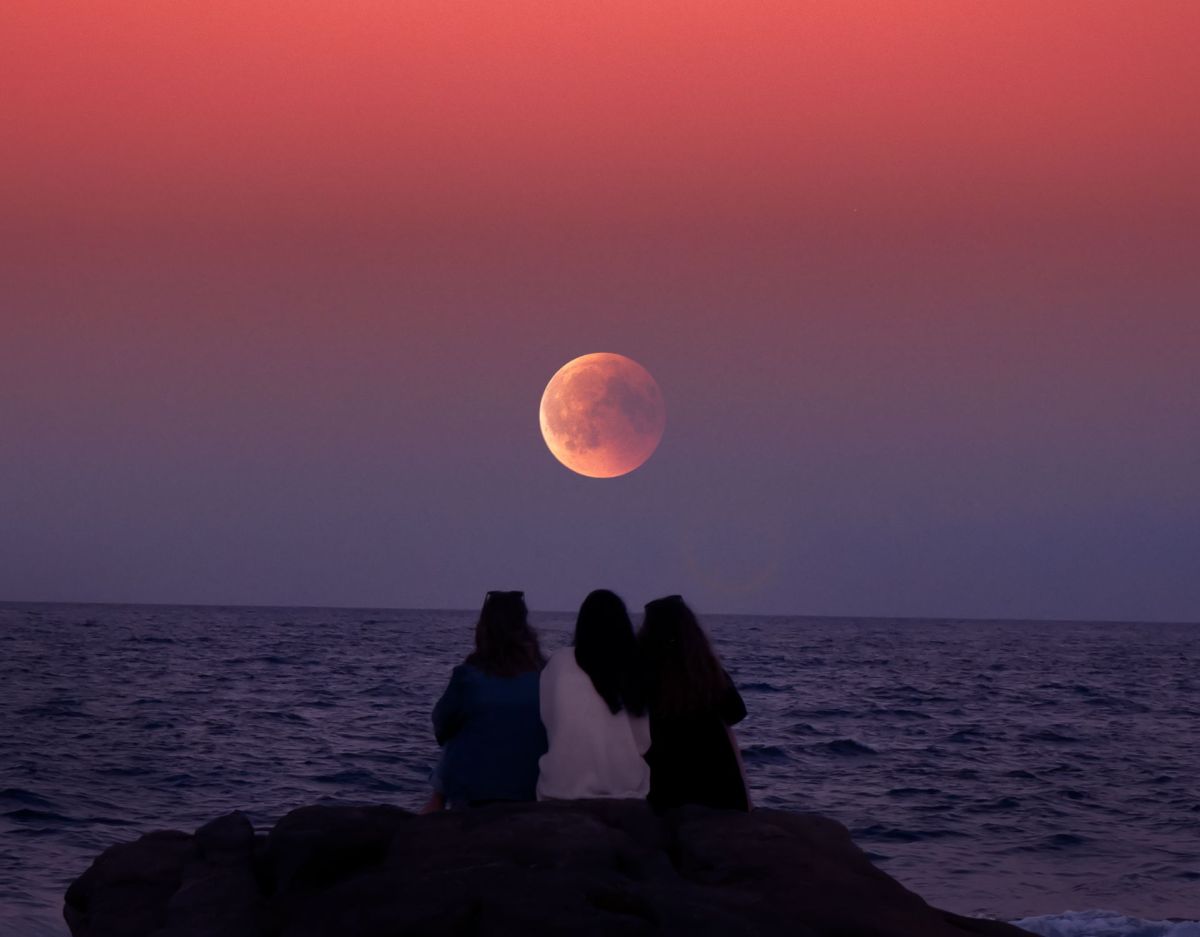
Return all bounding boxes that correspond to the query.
[639,595,750,811]
[537,589,651,800]
[425,591,547,810]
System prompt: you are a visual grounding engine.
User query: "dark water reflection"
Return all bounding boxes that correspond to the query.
[2,603,1197,935]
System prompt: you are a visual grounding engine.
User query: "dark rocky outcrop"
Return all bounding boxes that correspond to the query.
[64,800,1032,937]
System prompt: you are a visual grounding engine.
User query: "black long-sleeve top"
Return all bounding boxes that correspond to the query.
[644,674,749,812]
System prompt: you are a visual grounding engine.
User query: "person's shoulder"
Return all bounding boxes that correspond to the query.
[451,661,483,681]
[541,646,576,677]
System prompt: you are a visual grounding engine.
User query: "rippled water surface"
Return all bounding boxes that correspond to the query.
[2,603,1198,935]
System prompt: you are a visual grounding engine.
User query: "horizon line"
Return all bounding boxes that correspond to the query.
[0,597,1195,628]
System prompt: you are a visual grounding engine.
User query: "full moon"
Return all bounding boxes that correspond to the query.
[539,353,666,478]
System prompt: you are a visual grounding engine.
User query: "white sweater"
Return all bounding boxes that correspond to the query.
[536,647,651,800]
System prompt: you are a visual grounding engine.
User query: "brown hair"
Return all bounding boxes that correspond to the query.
[638,595,728,716]
[466,591,545,677]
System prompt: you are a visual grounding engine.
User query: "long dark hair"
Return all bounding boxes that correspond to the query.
[573,589,645,716]
[466,591,545,677]
[639,595,727,716]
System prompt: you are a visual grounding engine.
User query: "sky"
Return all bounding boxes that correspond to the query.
[2,1,1197,620]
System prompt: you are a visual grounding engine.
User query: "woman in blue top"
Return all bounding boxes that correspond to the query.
[424,591,548,810]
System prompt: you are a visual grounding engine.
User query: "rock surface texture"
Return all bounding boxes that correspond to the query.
[64,799,1033,937]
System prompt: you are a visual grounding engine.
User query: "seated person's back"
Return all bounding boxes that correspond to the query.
[434,663,546,805]
[537,646,649,799]
[537,590,650,800]
[639,594,750,812]
[431,590,548,807]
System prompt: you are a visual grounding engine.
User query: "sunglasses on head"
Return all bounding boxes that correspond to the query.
[484,590,525,604]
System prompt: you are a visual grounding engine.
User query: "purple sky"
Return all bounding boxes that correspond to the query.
[2,2,1197,620]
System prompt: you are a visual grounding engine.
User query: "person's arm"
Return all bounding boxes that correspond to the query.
[631,712,652,755]
[432,666,470,745]
[719,671,747,726]
[539,651,560,737]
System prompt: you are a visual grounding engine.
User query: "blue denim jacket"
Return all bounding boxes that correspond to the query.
[432,664,547,805]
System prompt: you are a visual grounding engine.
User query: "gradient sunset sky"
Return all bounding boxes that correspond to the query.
[3,1,1197,620]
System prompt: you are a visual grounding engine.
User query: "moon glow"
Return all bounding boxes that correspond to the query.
[539,353,666,478]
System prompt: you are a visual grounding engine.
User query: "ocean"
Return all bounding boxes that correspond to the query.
[1,602,1197,936]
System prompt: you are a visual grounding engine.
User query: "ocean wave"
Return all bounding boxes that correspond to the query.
[886,786,942,798]
[740,681,790,693]
[15,704,90,720]
[309,769,407,791]
[0,788,55,808]
[1007,832,1090,853]
[821,738,878,756]
[948,727,1001,743]
[967,796,1021,812]
[784,706,851,718]
[1082,696,1151,715]
[868,706,932,720]
[4,808,78,824]
[1012,910,1200,937]
[740,744,790,764]
[854,823,965,842]
[1023,729,1082,744]
[254,710,310,724]
[785,722,826,736]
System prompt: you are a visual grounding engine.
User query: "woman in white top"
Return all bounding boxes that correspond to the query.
[537,589,651,800]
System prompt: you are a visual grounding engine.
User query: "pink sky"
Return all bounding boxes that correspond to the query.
[2,2,1197,617]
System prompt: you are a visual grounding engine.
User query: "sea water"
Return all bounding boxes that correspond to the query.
[1,602,1197,936]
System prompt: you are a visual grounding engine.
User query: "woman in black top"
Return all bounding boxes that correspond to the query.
[638,595,750,812]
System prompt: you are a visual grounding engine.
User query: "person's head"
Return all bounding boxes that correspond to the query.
[467,590,544,677]
[573,589,645,716]
[638,594,727,716]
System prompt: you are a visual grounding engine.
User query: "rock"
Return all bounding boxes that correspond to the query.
[194,811,254,862]
[264,804,411,896]
[64,830,193,937]
[64,800,1033,937]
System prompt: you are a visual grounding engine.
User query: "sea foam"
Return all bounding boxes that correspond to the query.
[1013,910,1200,937]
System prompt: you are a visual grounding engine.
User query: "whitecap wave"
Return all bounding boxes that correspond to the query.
[1013,910,1200,937]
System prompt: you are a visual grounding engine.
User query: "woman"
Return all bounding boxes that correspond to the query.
[638,595,750,811]
[537,589,651,800]
[427,590,547,809]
